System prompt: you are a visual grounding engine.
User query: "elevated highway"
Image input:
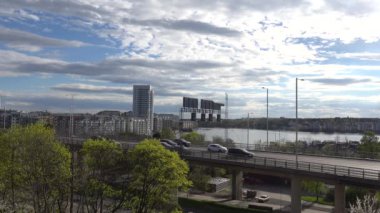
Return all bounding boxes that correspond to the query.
[60,137,380,212]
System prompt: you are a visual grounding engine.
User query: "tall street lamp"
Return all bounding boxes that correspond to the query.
[0,96,5,129]
[262,87,269,148]
[296,78,304,166]
[247,112,254,149]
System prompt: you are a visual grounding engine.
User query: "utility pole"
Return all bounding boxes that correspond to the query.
[1,96,5,129]
[69,94,74,213]
[295,78,304,167]
[247,113,249,148]
[247,113,253,149]
[224,92,228,142]
[262,87,269,147]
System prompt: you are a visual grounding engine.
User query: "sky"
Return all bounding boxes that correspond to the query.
[1,0,380,118]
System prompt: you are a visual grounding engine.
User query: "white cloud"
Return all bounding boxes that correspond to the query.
[335,52,380,61]
[0,27,88,52]
[1,0,380,117]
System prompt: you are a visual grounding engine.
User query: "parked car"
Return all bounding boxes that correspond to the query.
[174,138,191,147]
[246,190,257,199]
[207,144,228,153]
[227,148,255,158]
[161,139,190,154]
[161,139,180,148]
[160,141,174,150]
[257,195,270,203]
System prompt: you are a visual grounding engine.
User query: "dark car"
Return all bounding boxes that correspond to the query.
[161,139,190,154]
[228,148,255,158]
[174,139,191,147]
[161,139,180,148]
[160,141,174,150]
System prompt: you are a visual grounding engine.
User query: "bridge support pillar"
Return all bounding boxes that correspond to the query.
[291,176,301,213]
[231,170,243,200]
[334,183,346,213]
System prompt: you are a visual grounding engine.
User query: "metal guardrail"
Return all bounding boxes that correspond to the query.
[58,137,380,182]
[196,142,380,160]
[181,150,380,181]
[59,137,380,161]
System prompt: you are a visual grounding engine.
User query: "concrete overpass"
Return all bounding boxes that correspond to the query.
[60,137,380,213]
[182,150,380,213]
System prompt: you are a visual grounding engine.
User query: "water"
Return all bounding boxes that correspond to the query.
[196,128,364,144]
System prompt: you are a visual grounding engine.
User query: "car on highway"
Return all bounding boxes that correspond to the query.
[227,148,255,158]
[174,138,191,147]
[161,139,180,148]
[161,139,190,154]
[257,195,270,203]
[160,141,174,150]
[207,144,228,153]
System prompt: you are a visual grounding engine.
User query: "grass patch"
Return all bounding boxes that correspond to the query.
[179,197,271,213]
[301,196,333,206]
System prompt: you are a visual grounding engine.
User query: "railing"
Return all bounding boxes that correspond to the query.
[195,142,380,160]
[58,137,380,182]
[181,150,380,181]
[59,137,380,161]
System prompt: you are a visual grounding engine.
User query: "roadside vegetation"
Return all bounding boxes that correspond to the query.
[0,123,191,213]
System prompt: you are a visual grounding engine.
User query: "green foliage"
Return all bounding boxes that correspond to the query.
[359,131,380,158]
[301,196,333,206]
[82,138,123,172]
[324,188,335,202]
[181,131,205,145]
[0,123,71,212]
[189,166,211,192]
[346,187,370,207]
[321,144,335,153]
[128,139,191,213]
[81,138,125,212]
[212,136,235,148]
[161,128,176,140]
[188,166,226,192]
[302,180,327,202]
[179,198,269,213]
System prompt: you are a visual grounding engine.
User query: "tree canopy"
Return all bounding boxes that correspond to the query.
[0,123,71,212]
[81,138,125,212]
[359,131,380,158]
[128,139,191,213]
[181,131,205,145]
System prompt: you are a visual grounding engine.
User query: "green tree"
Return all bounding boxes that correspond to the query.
[81,138,125,213]
[346,187,369,207]
[128,139,191,213]
[161,128,176,140]
[212,136,235,148]
[181,132,205,145]
[0,123,71,212]
[302,180,327,202]
[189,166,211,192]
[359,131,380,158]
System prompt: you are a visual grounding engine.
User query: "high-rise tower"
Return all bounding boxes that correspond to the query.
[133,85,154,135]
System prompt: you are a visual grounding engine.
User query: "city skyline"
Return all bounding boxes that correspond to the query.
[1,1,380,118]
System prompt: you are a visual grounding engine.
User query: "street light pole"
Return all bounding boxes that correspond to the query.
[247,113,250,149]
[0,96,3,129]
[247,112,254,149]
[295,78,304,166]
[262,87,269,148]
[1,96,5,129]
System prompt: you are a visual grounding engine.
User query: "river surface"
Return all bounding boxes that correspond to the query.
[196,128,364,144]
